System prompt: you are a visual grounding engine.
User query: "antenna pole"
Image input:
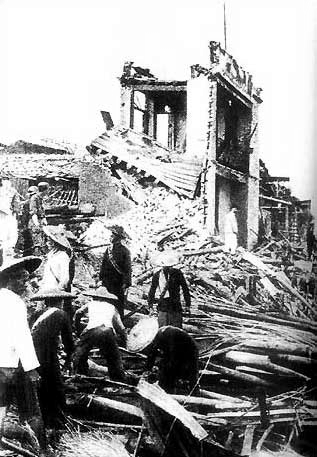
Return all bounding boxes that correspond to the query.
[224,1,227,50]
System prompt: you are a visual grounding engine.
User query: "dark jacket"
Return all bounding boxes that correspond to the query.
[99,242,132,295]
[31,307,74,368]
[148,267,191,312]
[147,326,198,392]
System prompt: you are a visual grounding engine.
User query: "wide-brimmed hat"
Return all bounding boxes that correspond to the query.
[38,181,49,189]
[107,225,130,240]
[43,226,71,250]
[31,288,77,301]
[27,186,38,195]
[127,317,159,352]
[82,286,118,302]
[0,256,42,278]
[151,250,181,268]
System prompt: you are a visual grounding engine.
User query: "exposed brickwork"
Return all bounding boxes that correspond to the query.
[78,163,131,217]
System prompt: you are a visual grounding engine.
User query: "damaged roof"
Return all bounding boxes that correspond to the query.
[90,127,203,199]
[0,152,87,180]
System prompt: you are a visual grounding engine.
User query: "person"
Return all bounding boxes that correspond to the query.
[0,256,46,451]
[224,206,238,253]
[41,225,73,321]
[99,225,132,321]
[0,178,19,260]
[18,186,38,256]
[306,220,316,260]
[0,208,10,266]
[28,184,48,256]
[148,251,190,328]
[146,326,199,394]
[73,287,126,381]
[30,288,75,429]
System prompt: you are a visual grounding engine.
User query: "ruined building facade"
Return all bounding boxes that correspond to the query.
[119,42,262,249]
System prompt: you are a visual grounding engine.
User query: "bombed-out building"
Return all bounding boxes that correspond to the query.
[108,42,262,248]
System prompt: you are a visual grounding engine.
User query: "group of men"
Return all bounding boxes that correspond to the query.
[0,221,199,455]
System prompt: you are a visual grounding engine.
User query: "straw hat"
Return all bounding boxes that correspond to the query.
[0,256,42,278]
[43,225,71,250]
[151,250,181,268]
[27,186,38,195]
[38,181,49,190]
[31,288,77,301]
[107,225,130,240]
[82,286,117,302]
[127,317,159,352]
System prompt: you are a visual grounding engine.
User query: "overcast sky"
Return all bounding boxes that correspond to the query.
[1,0,316,212]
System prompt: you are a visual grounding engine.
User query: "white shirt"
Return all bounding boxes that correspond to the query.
[86,300,125,336]
[0,288,39,372]
[41,250,70,290]
[224,210,238,235]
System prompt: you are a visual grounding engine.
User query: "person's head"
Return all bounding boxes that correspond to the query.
[27,185,38,196]
[38,181,49,195]
[0,256,42,295]
[108,225,130,244]
[82,286,118,306]
[43,225,71,252]
[31,288,76,306]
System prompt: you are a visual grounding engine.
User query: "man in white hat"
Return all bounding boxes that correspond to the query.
[148,250,191,328]
[0,256,46,451]
[73,287,126,381]
[31,289,75,430]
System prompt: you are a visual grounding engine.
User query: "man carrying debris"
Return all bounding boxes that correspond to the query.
[0,256,46,452]
[99,225,132,321]
[224,206,238,253]
[31,289,75,430]
[73,287,126,381]
[146,326,199,394]
[148,251,190,328]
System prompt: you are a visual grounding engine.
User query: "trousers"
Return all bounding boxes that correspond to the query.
[73,326,125,381]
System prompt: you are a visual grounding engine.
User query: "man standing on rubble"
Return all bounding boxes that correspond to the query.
[30,288,75,430]
[0,256,46,452]
[224,206,239,253]
[73,286,126,381]
[148,251,191,328]
[99,225,132,321]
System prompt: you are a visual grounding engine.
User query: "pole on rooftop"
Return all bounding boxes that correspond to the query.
[223,1,227,50]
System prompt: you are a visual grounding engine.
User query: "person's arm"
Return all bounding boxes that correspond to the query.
[60,311,74,357]
[123,248,132,288]
[113,310,127,346]
[74,304,88,336]
[179,270,191,311]
[148,272,159,311]
[146,333,160,371]
[99,250,107,282]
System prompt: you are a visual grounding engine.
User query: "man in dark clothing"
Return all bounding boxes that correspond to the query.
[146,326,199,394]
[148,251,190,328]
[99,225,132,320]
[307,221,316,260]
[30,289,75,429]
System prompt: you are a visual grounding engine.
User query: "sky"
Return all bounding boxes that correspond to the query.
[1,0,316,212]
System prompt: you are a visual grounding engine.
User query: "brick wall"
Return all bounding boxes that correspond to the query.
[78,163,131,217]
